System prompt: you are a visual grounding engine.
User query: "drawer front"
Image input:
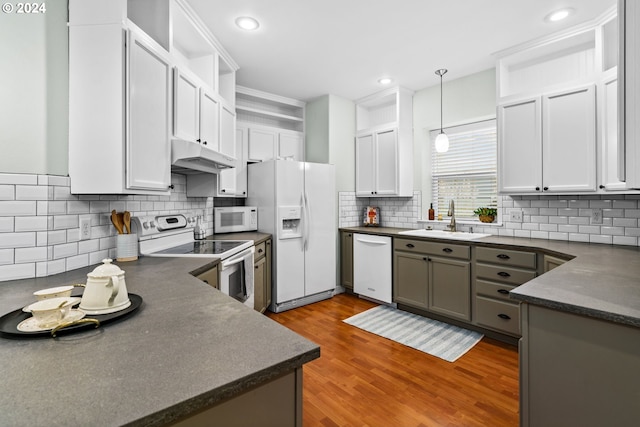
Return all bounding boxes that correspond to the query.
[475,296,520,336]
[476,246,536,269]
[476,263,536,285]
[394,238,470,260]
[475,279,516,302]
[254,242,266,261]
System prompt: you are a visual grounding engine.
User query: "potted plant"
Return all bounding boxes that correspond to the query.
[473,207,497,223]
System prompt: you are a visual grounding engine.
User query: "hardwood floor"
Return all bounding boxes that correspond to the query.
[267,293,519,427]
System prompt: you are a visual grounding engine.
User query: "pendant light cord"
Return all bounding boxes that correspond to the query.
[435,68,447,134]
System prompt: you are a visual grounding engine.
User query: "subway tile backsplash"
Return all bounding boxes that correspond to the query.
[339,192,640,248]
[0,173,212,282]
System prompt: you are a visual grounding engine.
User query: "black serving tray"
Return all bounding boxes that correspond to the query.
[0,293,143,339]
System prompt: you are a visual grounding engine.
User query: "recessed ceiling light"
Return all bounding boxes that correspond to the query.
[545,8,574,23]
[236,16,260,31]
[378,77,393,85]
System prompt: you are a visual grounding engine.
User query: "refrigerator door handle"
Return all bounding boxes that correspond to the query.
[303,191,311,251]
[300,191,308,250]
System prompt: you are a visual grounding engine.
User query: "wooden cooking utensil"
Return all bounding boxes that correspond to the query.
[111,210,124,234]
[123,211,131,234]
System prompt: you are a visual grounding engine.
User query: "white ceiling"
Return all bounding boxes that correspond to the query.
[187,0,616,102]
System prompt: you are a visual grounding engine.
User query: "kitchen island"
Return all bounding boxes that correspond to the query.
[0,256,319,427]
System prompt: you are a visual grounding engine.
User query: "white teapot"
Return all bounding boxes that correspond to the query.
[79,259,131,315]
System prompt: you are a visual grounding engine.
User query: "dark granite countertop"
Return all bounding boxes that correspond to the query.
[341,226,640,328]
[0,255,319,427]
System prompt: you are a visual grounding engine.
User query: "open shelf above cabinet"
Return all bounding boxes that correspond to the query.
[236,86,305,132]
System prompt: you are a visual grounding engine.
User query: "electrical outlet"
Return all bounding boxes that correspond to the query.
[509,210,523,222]
[591,208,603,225]
[80,216,91,240]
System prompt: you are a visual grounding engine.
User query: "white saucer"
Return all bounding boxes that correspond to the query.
[17,309,86,332]
[79,299,131,315]
[22,297,81,313]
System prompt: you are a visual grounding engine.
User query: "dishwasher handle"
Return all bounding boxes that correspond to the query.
[355,237,389,245]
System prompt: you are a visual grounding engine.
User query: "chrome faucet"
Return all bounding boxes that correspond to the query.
[446,199,456,232]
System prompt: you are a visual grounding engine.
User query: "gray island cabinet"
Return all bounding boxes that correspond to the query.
[0,256,319,427]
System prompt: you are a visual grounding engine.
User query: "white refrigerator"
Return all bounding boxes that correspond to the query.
[247,160,336,312]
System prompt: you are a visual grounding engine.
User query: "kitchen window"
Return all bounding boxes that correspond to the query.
[430,119,497,220]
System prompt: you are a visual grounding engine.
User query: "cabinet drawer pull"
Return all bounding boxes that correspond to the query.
[497,289,510,295]
[496,254,510,260]
[497,313,511,320]
[442,248,453,253]
[258,248,263,253]
[406,243,415,248]
[497,271,511,277]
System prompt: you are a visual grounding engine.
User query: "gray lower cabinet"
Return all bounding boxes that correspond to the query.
[197,264,219,289]
[340,231,354,290]
[474,246,537,336]
[393,238,471,321]
[254,239,272,313]
[520,304,640,427]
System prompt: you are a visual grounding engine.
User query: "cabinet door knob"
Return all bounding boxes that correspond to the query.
[196,138,201,143]
[202,140,208,145]
[168,184,175,190]
[599,185,605,189]
[543,186,549,191]
[497,313,511,320]
[535,187,540,191]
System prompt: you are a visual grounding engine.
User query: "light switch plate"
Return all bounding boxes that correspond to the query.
[509,210,523,222]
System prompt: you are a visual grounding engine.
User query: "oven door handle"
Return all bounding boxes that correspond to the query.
[221,247,255,269]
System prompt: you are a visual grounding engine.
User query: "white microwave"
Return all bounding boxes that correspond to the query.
[214,207,258,234]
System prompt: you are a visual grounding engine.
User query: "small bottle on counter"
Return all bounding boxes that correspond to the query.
[428,203,435,221]
[194,216,205,240]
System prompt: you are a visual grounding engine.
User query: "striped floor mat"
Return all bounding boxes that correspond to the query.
[343,305,483,362]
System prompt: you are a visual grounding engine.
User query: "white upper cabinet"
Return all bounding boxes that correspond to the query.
[69,0,238,194]
[236,86,306,166]
[497,98,542,193]
[620,0,640,189]
[496,6,621,195]
[355,87,413,197]
[69,7,172,194]
[542,85,597,192]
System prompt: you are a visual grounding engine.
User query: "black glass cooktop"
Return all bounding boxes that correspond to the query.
[154,240,247,255]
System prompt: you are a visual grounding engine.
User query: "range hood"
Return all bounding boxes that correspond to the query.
[171,139,236,174]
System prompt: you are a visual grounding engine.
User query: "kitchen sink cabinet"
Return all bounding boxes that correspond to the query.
[69,21,173,194]
[339,231,354,290]
[393,238,471,321]
[355,86,413,197]
[498,85,597,194]
[254,239,272,313]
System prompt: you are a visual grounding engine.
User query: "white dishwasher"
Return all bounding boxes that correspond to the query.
[353,233,392,304]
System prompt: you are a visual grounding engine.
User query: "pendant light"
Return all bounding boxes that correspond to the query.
[434,69,449,153]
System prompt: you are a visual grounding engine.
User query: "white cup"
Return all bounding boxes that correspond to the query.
[29,297,75,328]
[33,285,74,301]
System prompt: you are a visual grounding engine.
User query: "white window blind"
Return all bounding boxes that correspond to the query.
[430,119,497,220]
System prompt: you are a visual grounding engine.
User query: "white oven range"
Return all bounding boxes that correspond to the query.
[131,214,255,308]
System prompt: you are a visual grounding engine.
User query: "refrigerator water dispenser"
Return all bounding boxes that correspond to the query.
[279,206,302,239]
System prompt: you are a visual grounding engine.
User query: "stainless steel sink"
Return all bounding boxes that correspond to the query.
[398,229,491,240]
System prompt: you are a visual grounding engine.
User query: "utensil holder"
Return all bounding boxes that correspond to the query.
[116,234,138,262]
